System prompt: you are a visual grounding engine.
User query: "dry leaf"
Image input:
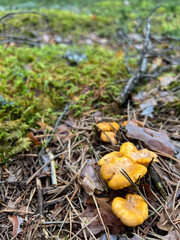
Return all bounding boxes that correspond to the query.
[80,205,104,237]
[81,164,105,194]
[80,196,124,237]
[159,76,176,87]
[157,210,172,231]
[26,132,40,146]
[81,174,96,195]
[51,203,62,220]
[126,120,176,155]
[8,215,23,236]
[37,119,53,132]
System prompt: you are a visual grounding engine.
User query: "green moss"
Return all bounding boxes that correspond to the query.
[0,44,126,126]
[0,120,31,161]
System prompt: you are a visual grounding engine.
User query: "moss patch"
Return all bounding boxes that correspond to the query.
[0,44,127,125]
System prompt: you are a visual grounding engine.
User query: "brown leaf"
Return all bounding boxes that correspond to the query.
[83,196,124,235]
[8,215,23,236]
[81,174,96,195]
[37,119,53,132]
[55,124,69,140]
[81,165,105,194]
[51,203,62,220]
[86,196,111,213]
[157,210,172,231]
[26,132,40,146]
[126,120,176,155]
[95,207,124,234]
[80,205,104,237]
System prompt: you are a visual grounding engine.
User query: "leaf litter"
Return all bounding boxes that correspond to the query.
[0,4,180,240]
[0,110,179,239]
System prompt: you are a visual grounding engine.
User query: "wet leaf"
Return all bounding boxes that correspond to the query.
[95,207,124,234]
[126,120,176,155]
[8,215,23,236]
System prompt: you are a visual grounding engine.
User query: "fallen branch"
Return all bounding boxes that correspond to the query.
[116,18,151,105]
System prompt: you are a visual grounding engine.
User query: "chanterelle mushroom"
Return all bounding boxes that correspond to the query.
[96,122,120,132]
[100,157,147,190]
[100,131,117,144]
[98,151,122,166]
[112,194,148,227]
[120,142,157,167]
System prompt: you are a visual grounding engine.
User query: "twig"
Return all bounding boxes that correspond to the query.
[48,151,57,186]
[116,18,151,105]
[36,177,43,215]
[117,5,161,105]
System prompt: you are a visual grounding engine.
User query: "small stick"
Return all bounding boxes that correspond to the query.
[36,177,43,215]
[48,152,57,186]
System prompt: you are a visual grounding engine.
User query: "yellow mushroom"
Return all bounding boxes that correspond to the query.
[96,122,120,132]
[112,194,148,227]
[98,151,122,166]
[100,131,117,145]
[120,142,158,167]
[100,157,147,190]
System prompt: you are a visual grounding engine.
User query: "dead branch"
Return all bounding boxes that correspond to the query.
[116,18,151,105]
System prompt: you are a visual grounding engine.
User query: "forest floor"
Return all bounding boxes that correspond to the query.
[0,1,180,239]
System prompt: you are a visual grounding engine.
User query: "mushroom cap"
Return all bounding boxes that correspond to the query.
[100,157,147,190]
[120,142,157,167]
[98,151,122,166]
[112,194,148,227]
[97,122,120,132]
[100,131,117,145]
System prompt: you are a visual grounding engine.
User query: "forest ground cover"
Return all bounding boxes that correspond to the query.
[0,1,179,239]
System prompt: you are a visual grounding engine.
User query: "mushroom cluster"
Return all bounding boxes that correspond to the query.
[96,122,120,144]
[98,141,157,227]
